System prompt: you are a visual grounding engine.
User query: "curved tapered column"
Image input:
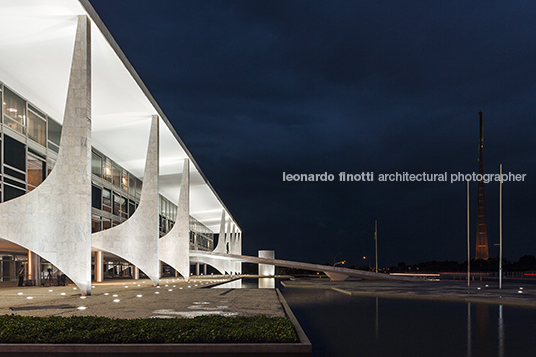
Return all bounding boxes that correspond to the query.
[160,159,190,280]
[231,226,242,274]
[0,15,92,294]
[236,231,242,273]
[213,210,227,253]
[91,116,160,285]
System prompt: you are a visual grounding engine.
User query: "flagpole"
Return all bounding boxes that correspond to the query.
[375,220,378,273]
[467,180,470,287]
[499,164,503,289]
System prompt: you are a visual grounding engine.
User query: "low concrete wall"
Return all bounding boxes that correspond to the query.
[0,343,309,356]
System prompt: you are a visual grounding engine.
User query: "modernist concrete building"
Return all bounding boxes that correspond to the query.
[0,0,242,295]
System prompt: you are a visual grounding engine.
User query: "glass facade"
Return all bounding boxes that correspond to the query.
[189,216,214,251]
[0,81,213,250]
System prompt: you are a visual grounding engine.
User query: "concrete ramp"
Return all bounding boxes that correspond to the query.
[190,252,421,282]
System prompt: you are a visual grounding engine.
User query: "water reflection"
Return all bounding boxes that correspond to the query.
[498,305,504,357]
[467,303,472,357]
[259,277,275,289]
[476,303,489,357]
[280,288,535,357]
[375,296,379,341]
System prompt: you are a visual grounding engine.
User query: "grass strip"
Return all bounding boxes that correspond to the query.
[0,315,298,344]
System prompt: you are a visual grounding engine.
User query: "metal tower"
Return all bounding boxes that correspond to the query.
[475,111,489,260]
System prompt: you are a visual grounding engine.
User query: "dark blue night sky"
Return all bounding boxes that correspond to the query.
[88,0,536,267]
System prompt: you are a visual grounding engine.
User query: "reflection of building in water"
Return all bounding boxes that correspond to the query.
[259,278,275,289]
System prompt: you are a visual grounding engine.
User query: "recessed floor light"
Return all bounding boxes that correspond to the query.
[60,293,66,296]
[155,292,160,294]
[113,299,120,302]
[77,306,87,310]
[26,297,33,300]
[112,294,118,297]
[80,296,86,299]
[136,295,143,297]
[104,293,109,296]
[17,292,23,295]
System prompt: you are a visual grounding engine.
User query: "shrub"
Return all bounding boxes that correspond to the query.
[0,315,298,344]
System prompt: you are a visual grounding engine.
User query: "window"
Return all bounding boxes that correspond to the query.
[112,164,120,188]
[102,218,111,230]
[3,87,26,134]
[27,153,45,191]
[91,152,102,177]
[102,188,112,213]
[4,135,26,171]
[128,200,136,217]
[103,158,112,182]
[92,215,102,233]
[91,185,102,209]
[47,119,61,153]
[3,184,25,201]
[113,193,124,216]
[120,196,127,218]
[121,169,128,192]
[28,110,46,146]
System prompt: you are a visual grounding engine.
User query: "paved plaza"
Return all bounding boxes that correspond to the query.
[0,278,285,319]
[2,276,536,321]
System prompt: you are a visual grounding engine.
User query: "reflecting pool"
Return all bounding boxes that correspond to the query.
[280,287,536,357]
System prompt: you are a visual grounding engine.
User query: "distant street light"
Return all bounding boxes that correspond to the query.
[363,256,370,268]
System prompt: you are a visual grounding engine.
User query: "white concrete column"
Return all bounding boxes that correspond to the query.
[0,15,93,295]
[259,250,275,276]
[159,158,190,281]
[203,264,207,275]
[95,251,104,283]
[92,116,160,286]
[213,211,226,253]
[133,266,139,280]
[195,263,200,276]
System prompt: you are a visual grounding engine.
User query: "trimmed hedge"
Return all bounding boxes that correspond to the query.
[0,315,298,344]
